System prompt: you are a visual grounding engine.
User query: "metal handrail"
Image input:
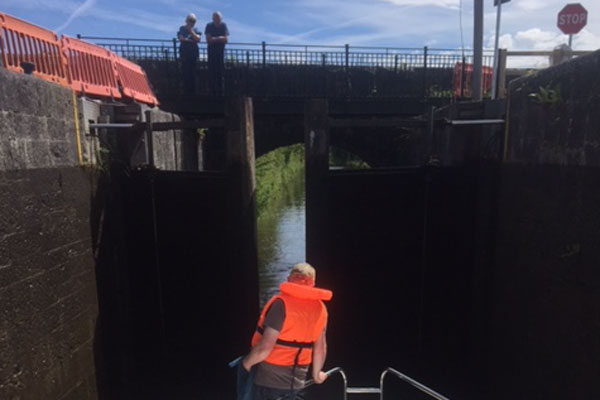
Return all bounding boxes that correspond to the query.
[76,35,493,56]
[300,367,348,400]
[276,366,451,400]
[380,367,450,400]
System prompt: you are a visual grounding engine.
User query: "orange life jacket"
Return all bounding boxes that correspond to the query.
[251,282,333,366]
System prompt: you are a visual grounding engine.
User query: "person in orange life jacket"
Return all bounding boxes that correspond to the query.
[242,263,332,399]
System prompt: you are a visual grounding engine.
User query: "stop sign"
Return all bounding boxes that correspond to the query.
[557,3,588,35]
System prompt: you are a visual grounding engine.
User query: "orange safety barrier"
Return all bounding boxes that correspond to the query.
[61,35,121,99]
[0,13,68,86]
[114,56,159,106]
[453,63,493,98]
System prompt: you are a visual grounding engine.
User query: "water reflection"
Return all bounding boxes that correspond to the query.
[257,171,306,308]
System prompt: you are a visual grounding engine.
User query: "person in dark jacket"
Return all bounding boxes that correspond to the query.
[178,13,201,94]
[205,11,229,96]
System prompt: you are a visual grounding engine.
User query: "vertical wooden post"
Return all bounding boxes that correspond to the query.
[497,49,508,99]
[144,110,154,167]
[225,96,258,329]
[304,99,329,265]
[423,46,429,98]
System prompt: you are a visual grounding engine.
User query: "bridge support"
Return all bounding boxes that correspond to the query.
[304,99,330,266]
[225,97,258,322]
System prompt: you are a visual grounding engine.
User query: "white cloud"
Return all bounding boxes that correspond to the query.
[55,0,97,32]
[515,0,547,12]
[4,0,600,55]
[498,33,514,49]
[379,0,459,8]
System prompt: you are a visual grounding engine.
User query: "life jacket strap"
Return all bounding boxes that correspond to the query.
[256,326,314,349]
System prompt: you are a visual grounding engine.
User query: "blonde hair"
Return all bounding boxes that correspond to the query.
[288,263,316,286]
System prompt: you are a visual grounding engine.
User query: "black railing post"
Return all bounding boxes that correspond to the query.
[245,51,250,95]
[261,42,267,96]
[322,53,327,97]
[172,38,177,60]
[345,44,350,96]
[423,46,428,98]
[345,44,349,70]
[394,54,398,73]
[461,55,466,99]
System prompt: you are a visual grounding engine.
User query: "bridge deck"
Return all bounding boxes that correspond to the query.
[159,95,450,117]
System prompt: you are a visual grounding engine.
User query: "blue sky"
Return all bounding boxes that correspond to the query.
[3,0,600,53]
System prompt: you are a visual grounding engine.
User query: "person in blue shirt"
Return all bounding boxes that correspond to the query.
[205,12,229,96]
[178,13,201,95]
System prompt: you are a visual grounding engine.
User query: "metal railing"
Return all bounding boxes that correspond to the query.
[381,367,450,400]
[297,366,452,400]
[78,35,493,69]
[77,36,494,99]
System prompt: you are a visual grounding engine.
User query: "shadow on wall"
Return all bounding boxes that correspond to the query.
[89,165,259,398]
[89,162,132,399]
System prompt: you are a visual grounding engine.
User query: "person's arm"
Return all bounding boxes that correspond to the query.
[219,24,229,44]
[242,326,279,371]
[311,327,328,384]
[189,27,201,42]
[206,35,226,44]
[205,24,214,44]
[178,27,188,43]
[206,25,228,44]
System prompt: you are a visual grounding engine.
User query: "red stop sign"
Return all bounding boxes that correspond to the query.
[557,3,588,35]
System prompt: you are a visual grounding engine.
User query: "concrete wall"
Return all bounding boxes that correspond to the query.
[0,68,199,399]
[506,50,600,166]
[99,103,200,172]
[483,50,600,399]
[0,69,79,170]
[0,69,99,399]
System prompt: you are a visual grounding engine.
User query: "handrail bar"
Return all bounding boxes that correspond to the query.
[507,50,593,57]
[380,367,450,400]
[300,367,348,400]
[76,35,495,54]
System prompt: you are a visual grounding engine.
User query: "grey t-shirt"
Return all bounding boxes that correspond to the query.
[253,299,310,390]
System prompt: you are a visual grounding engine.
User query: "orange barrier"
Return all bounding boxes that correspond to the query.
[62,35,121,99]
[453,63,493,98]
[0,13,68,86]
[114,57,159,106]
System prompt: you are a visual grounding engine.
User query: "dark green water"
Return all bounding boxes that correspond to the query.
[257,171,306,308]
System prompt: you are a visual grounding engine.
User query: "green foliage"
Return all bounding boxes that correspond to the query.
[529,84,563,107]
[256,144,305,218]
[329,147,370,169]
[427,85,455,99]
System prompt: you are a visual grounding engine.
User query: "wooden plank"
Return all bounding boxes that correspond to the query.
[150,120,225,131]
[329,118,426,128]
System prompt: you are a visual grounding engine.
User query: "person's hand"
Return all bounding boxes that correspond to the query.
[313,370,328,384]
[241,357,251,372]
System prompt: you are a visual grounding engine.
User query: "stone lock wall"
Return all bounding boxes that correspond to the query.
[486,50,600,400]
[0,68,99,399]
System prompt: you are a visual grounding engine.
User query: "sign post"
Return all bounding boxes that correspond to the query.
[557,3,588,48]
[492,0,510,99]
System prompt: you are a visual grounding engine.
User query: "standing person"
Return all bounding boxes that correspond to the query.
[205,11,229,96]
[178,13,201,95]
[242,263,332,400]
